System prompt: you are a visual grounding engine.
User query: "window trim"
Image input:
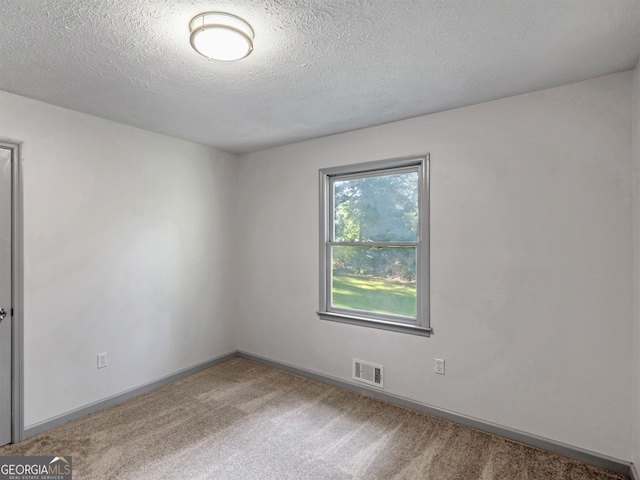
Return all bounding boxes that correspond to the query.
[317,155,431,337]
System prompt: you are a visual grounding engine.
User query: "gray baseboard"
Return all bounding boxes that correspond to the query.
[631,463,639,480]
[23,352,237,439]
[237,351,632,478]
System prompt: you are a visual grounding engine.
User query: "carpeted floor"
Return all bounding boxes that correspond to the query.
[0,358,627,479]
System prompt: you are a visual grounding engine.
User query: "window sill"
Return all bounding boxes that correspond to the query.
[317,311,432,337]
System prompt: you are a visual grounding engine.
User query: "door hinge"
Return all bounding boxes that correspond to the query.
[11,308,13,316]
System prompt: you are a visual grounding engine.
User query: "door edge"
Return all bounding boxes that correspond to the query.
[1,138,24,443]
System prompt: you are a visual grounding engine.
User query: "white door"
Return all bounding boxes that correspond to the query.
[0,146,12,445]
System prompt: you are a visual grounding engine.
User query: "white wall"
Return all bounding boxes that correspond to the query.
[632,64,640,469]
[236,72,633,460]
[0,91,238,427]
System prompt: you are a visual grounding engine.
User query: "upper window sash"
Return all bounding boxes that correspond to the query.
[329,165,420,244]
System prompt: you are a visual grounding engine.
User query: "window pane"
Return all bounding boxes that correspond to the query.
[333,171,419,242]
[331,246,417,318]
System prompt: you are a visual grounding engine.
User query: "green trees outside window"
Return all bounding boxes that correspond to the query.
[331,170,419,318]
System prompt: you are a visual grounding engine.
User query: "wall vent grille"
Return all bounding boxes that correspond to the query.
[352,358,383,388]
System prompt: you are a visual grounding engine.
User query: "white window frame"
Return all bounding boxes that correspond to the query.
[317,155,431,336]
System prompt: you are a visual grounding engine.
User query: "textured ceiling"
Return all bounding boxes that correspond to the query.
[0,0,639,154]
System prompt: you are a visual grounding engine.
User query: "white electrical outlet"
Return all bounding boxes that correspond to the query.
[434,358,445,375]
[97,352,107,369]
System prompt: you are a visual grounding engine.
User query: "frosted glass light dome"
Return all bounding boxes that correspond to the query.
[189,12,254,61]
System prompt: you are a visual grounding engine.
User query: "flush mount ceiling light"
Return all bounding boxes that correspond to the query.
[189,12,254,61]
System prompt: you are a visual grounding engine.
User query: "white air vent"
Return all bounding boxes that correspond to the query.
[352,358,383,388]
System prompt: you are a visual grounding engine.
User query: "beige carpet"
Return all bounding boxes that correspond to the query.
[0,358,627,479]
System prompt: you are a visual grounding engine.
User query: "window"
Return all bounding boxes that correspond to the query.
[318,155,430,336]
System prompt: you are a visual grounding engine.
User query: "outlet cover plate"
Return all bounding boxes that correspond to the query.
[97,352,107,369]
[435,358,445,375]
